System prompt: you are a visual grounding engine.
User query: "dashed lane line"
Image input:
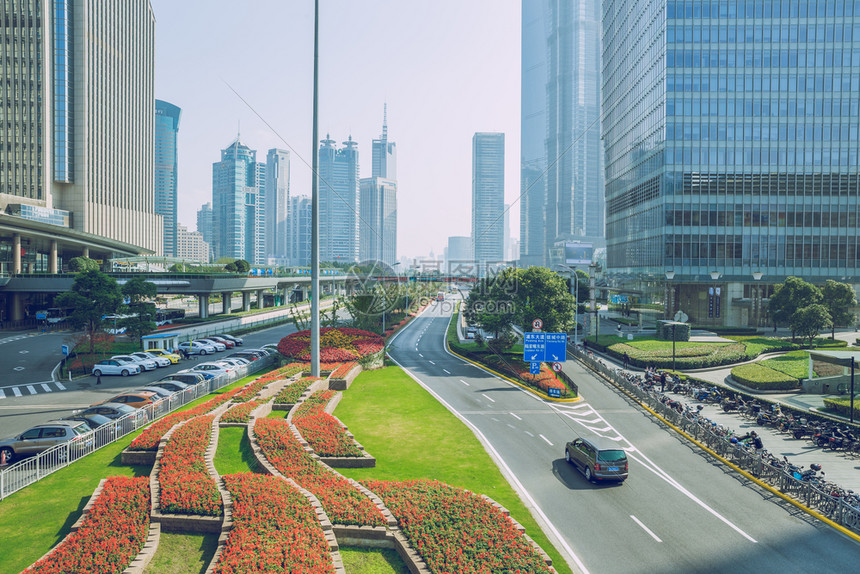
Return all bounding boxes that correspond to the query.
[539,434,554,446]
[482,394,495,403]
[510,412,522,420]
[631,515,663,543]
[459,379,470,387]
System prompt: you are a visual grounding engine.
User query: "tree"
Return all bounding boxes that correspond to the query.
[120,276,158,342]
[768,277,822,339]
[821,280,857,338]
[790,304,831,348]
[224,262,238,272]
[68,256,99,273]
[513,267,576,334]
[234,259,251,273]
[54,270,122,353]
[463,269,517,344]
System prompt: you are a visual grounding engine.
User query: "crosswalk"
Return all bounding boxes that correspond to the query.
[0,381,66,399]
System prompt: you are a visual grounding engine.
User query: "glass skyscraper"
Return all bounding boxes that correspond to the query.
[155,100,181,257]
[604,0,860,326]
[265,149,290,261]
[212,138,266,264]
[318,135,360,264]
[472,132,505,275]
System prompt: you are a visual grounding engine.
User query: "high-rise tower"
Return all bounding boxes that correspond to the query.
[472,133,505,275]
[265,149,290,261]
[318,135,360,263]
[212,138,266,264]
[155,100,181,257]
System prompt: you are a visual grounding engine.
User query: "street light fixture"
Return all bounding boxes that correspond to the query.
[558,264,579,346]
[665,270,675,321]
[752,271,763,328]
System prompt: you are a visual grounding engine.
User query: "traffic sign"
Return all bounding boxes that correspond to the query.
[61,345,69,356]
[548,388,562,398]
[530,362,541,375]
[545,333,567,362]
[532,319,543,330]
[551,362,562,372]
[523,332,567,363]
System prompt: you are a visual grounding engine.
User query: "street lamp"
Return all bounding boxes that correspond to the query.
[558,265,579,346]
[665,270,675,320]
[752,271,763,327]
[710,271,722,323]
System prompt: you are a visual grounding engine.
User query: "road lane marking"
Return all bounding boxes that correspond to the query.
[539,434,553,446]
[419,353,424,358]
[428,360,435,365]
[41,384,52,392]
[525,431,534,437]
[507,424,516,429]
[443,369,451,374]
[12,387,22,397]
[459,379,470,387]
[0,389,5,399]
[630,515,662,542]
[510,412,522,420]
[26,385,36,395]
[55,382,66,390]
[482,394,495,403]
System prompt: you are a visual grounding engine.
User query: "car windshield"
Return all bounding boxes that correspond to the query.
[597,450,627,462]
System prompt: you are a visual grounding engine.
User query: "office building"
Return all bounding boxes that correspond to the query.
[211,138,266,264]
[359,177,397,265]
[155,100,181,257]
[197,202,214,247]
[603,0,860,327]
[318,135,360,263]
[446,236,473,273]
[472,133,505,275]
[520,0,604,267]
[288,195,312,267]
[265,149,290,261]
[176,225,210,263]
[372,105,397,179]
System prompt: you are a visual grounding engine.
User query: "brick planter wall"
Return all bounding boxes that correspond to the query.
[328,363,363,391]
[121,449,157,466]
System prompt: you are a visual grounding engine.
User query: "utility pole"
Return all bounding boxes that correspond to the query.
[310,0,320,377]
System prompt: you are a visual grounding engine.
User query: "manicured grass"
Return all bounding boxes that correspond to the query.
[761,350,811,379]
[213,426,259,475]
[730,363,800,390]
[340,547,409,574]
[146,532,218,574]
[727,336,797,356]
[266,408,288,418]
[335,367,572,574]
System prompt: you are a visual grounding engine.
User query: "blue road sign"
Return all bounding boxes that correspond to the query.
[545,333,567,362]
[530,362,541,375]
[548,388,562,398]
[523,332,567,362]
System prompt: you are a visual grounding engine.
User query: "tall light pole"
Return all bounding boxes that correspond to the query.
[752,271,763,327]
[310,0,320,377]
[665,270,675,320]
[559,264,579,346]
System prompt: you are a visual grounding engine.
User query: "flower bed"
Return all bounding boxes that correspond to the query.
[213,473,334,574]
[254,362,308,384]
[293,391,363,457]
[221,400,263,424]
[277,327,384,362]
[231,377,275,403]
[254,418,384,526]
[26,476,150,574]
[364,479,552,574]
[331,361,358,379]
[273,376,322,405]
[483,356,570,397]
[159,416,222,516]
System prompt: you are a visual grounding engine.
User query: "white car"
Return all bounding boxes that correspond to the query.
[178,341,217,356]
[190,362,232,376]
[92,359,141,377]
[112,354,158,372]
[130,351,170,368]
[197,338,227,352]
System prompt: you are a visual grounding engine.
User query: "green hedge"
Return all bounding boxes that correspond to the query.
[823,397,860,420]
[730,363,800,391]
[658,322,691,342]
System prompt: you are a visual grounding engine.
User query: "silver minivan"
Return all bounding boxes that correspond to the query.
[564,436,628,482]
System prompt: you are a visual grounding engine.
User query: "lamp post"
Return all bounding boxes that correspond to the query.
[310,0,321,377]
[665,270,675,320]
[559,264,579,346]
[752,271,763,328]
[709,271,722,324]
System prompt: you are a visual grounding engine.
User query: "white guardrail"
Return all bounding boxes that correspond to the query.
[0,355,276,500]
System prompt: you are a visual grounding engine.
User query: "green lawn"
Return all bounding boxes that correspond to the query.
[146,532,218,574]
[213,426,259,475]
[335,367,572,574]
[340,547,409,574]
[761,350,811,379]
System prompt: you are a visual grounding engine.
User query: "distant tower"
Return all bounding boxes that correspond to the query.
[361,108,398,265]
[155,100,181,257]
[318,135,360,263]
[212,137,266,263]
[372,105,397,179]
[472,133,505,276]
[265,149,290,261]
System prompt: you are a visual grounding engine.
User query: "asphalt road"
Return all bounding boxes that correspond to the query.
[388,298,860,574]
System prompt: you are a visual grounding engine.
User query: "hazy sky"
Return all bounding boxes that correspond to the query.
[151,0,521,260]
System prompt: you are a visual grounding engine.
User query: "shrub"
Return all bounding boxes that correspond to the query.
[277,327,383,362]
[273,377,321,405]
[823,397,860,420]
[657,321,690,342]
[730,363,800,391]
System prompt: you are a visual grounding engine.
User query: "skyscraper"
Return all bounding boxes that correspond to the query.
[372,105,397,179]
[211,138,266,264]
[197,202,214,246]
[0,0,161,254]
[472,133,505,275]
[265,149,290,261]
[359,178,397,265]
[520,0,605,267]
[603,0,860,327]
[318,135,360,264]
[288,195,312,267]
[155,100,181,257]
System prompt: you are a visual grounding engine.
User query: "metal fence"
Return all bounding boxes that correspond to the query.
[0,355,275,501]
[573,348,860,535]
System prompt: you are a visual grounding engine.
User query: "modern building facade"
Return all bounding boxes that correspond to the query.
[176,225,210,263]
[603,0,860,327]
[446,235,473,273]
[155,100,181,257]
[372,105,397,179]
[265,149,290,261]
[211,138,266,264]
[359,177,397,265]
[197,202,214,247]
[318,135,360,264]
[520,0,605,267]
[472,133,505,275]
[288,195,312,267]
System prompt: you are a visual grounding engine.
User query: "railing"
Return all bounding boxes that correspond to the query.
[573,347,860,535]
[0,354,275,500]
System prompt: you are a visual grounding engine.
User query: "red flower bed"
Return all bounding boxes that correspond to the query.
[330,361,358,379]
[293,391,362,457]
[273,376,321,405]
[221,400,263,424]
[486,357,569,397]
[213,473,334,574]
[363,480,552,574]
[26,476,150,574]
[159,416,221,516]
[254,418,384,526]
[277,327,383,362]
[254,362,307,384]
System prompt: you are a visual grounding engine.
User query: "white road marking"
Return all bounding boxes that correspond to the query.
[12,387,22,397]
[510,412,522,420]
[482,394,495,403]
[630,515,662,542]
[428,360,435,365]
[41,384,52,392]
[419,353,424,358]
[443,369,451,374]
[459,379,470,387]
[55,382,66,390]
[26,385,36,395]
[0,389,5,399]
[507,423,516,429]
[539,434,553,446]
[525,431,534,437]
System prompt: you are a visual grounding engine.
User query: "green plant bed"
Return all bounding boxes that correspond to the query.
[213,426,259,475]
[730,363,800,390]
[146,532,219,574]
[335,368,571,574]
[613,317,639,326]
[340,547,410,574]
[822,397,860,420]
[706,326,761,335]
[760,351,812,379]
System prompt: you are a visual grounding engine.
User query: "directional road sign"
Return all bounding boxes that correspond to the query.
[545,333,567,362]
[548,388,562,398]
[523,332,567,363]
[530,362,541,375]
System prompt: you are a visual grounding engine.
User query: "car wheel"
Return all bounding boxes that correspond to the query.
[585,466,593,482]
[565,450,571,463]
[121,369,129,377]
[0,447,14,465]
[93,369,102,377]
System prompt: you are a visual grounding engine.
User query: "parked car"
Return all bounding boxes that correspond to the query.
[207,336,235,349]
[220,357,250,367]
[0,421,93,465]
[260,343,279,352]
[190,362,231,376]
[148,380,191,393]
[159,372,206,385]
[91,359,141,377]
[130,351,170,368]
[177,368,217,381]
[220,334,244,345]
[147,348,182,364]
[243,348,272,357]
[564,436,628,483]
[93,391,160,409]
[228,351,261,362]
[78,402,138,420]
[197,338,227,352]
[135,386,175,399]
[178,341,217,356]
[112,354,158,372]
[61,413,114,432]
